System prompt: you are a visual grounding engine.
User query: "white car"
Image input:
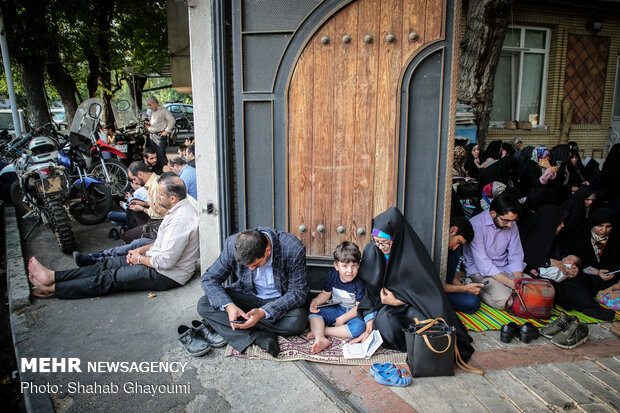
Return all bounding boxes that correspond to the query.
[0,109,33,138]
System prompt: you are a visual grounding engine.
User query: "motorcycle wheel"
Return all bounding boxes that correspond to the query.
[46,197,76,254]
[70,183,113,225]
[88,159,130,197]
[10,181,32,217]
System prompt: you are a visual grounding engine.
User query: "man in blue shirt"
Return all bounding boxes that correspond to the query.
[169,157,197,199]
[197,228,308,357]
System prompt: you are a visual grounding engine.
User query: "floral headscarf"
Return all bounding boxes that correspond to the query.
[480,181,507,210]
[453,146,468,177]
[531,146,550,163]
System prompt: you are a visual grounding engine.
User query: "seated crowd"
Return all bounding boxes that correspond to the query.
[26,139,620,362]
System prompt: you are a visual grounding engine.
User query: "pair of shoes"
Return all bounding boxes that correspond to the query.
[254,331,280,358]
[550,319,588,349]
[500,322,539,343]
[191,319,226,348]
[177,325,211,357]
[73,251,95,267]
[540,312,576,339]
[374,366,412,387]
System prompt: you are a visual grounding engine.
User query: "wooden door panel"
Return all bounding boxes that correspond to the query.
[310,17,336,257]
[331,3,359,251]
[288,0,444,258]
[288,48,314,248]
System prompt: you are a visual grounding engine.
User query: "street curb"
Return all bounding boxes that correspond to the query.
[6,206,30,311]
[5,204,55,413]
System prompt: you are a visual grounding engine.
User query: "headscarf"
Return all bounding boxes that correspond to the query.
[453,146,468,177]
[531,146,550,163]
[601,144,620,200]
[519,145,535,162]
[357,207,474,358]
[520,205,568,270]
[480,181,506,210]
[561,186,596,237]
[589,208,614,261]
[464,143,480,179]
[482,140,502,163]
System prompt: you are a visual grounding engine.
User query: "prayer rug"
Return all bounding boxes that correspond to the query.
[457,303,620,332]
[225,334,407,365]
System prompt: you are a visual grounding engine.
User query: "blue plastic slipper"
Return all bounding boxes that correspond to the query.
[374,368,412,387]
[369,363,397,376]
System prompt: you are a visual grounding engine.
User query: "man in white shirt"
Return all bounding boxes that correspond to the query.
[145,96,176,172]
[28,175,199,299]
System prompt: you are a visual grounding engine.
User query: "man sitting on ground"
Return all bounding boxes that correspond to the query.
[196,228,308,357]
[168,157,197,200]
[185,144,196,168]
[124,161,165,243]
[142,147,161,174]
[463,193,526,309]
[28,175,199,299]
[444,216,482,313]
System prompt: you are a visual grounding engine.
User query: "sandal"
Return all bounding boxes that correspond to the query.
[370,363,397,376]
[374,367,412,387]
[31,288,54,299]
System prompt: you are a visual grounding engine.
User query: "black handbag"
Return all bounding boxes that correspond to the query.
[404,317,483,377]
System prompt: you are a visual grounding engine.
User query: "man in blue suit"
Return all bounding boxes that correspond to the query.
[197,228,308,357]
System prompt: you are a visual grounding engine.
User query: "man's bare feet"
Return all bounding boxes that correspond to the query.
[28,257,54,286]
[29,273,54,294]
[306,332,315,340]
[311,337,330,354]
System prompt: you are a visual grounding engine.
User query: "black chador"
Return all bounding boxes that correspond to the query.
[357,207,475,361]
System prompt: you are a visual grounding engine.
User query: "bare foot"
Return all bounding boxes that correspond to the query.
[311,337,330,354]
[29,274,54,294]
[28,257,54,286]
[306,332,315,340]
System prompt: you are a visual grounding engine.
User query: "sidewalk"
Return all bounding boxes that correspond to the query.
[6,204,620,412]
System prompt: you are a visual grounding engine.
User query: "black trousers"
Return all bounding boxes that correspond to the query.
[55,256,180,299]
[147,133,167,173]
[197,290,307,353]
[554,273,618,321]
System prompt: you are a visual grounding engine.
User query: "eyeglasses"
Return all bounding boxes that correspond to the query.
[497,215,516,224]
[372,238,393,248]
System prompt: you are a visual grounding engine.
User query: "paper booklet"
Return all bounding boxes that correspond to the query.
[317,297,343,308]
[342,330,383,359]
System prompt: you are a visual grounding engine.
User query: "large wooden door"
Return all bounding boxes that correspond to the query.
[288,0,444,257]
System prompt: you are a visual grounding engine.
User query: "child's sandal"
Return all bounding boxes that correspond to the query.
[374,367,412,387]
[369,363,397,376]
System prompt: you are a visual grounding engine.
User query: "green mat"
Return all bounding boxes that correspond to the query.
[457,303,620,332]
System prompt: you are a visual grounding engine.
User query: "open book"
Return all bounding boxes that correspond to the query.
[342,330,383,359]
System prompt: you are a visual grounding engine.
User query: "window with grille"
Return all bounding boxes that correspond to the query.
[563,34,610,125]
[490,26,551,126]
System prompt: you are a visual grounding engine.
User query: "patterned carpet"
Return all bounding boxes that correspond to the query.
[225,334,407,365]
[457,303,620,332]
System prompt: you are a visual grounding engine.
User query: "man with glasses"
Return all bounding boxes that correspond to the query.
[197,228,309,358]
[463,192,526,309]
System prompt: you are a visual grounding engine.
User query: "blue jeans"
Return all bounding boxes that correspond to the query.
[447,292,480,314]
[107,211,127,226]
[88,238,153,263]
[308,305,366,338]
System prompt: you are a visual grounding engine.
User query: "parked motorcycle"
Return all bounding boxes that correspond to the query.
[0,124,76,253]
[69,98,130,197]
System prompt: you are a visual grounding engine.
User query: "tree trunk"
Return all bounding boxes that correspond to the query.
[457,0,513,151]
[46,60,79,127]
[129,75,148,110]
[83,42,100,98]
[19,61,50,127]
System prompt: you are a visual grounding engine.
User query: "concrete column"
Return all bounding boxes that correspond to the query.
[188,0,221,272]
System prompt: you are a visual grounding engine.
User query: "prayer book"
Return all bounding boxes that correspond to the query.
[342,330,383,359]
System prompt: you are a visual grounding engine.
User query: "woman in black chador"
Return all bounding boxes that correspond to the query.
[352,207,475,361]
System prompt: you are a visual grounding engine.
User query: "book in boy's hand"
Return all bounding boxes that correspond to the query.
[317,297,343,308]
[342,330,383,359]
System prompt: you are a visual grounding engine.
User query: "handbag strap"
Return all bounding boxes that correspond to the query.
[413,317,448,335]
[455,344,484,375]
[422,332,452,354]
[514,289,534,318]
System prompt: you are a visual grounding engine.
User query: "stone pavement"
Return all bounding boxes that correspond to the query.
[6,204,620,412]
